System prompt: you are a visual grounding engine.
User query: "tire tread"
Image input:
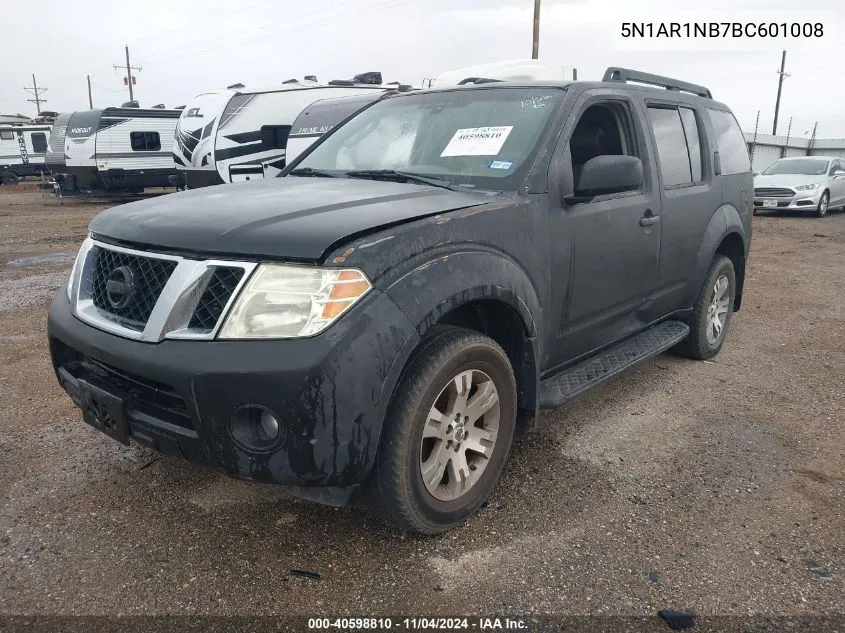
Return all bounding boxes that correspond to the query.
[372,325,515,534]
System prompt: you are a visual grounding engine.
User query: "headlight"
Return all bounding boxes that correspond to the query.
[66,235,92,302]
[218,264,372,339]
[795,183,819,191]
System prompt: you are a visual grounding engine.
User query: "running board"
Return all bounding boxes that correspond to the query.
[539,320,689,409]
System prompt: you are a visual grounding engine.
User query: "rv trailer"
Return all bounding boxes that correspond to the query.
[433,59,574,87]
[173,73,405,189]
[46,106,181,193]
[0,124,52,184]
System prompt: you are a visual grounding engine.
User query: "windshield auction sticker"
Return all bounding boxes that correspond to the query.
[440,126,513,157]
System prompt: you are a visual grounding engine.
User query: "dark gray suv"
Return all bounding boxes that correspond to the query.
[48,68,753,534]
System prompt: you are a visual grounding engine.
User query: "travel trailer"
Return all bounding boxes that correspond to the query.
[433,59,575,87]
[0,124,52,184]
[173,73,404,188]
[46,106,181,193]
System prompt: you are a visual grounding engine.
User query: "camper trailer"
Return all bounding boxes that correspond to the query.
[173,74,403,188]
[46,106,181,193]
[433,59,575,87]
[0,124,52,184]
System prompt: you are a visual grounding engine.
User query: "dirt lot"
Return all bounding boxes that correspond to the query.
[0,183,843,629]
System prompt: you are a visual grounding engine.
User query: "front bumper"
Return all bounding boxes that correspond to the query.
[753,189,821,211]
[47,287,420,491]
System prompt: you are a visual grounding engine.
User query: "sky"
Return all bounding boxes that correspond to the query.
[2,0,842,137]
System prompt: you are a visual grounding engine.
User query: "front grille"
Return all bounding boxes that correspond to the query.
[88,246,177,330]
[188,266,245,332]
[754,187,795,197]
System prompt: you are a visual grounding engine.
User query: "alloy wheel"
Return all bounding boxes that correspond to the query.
[419,369,500,502]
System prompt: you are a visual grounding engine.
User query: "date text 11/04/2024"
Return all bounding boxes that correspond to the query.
[307,617,529,630]
[621,22,824,38]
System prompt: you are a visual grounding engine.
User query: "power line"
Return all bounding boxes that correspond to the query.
[134,0,366,64]
[23,74,47,114]
[136,0,415,66]
[120,0,280,48]
[91,80,126,93]
[137,0,387,65]
[113,46,142,101]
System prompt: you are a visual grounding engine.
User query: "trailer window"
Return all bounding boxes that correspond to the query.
[0,130,13,140]
[31,133,47,153]
[130,131,161,151]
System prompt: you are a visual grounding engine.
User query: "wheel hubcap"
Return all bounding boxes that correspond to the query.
[706,274,730,345]
[419,369,500,502]
[820,195,829,213]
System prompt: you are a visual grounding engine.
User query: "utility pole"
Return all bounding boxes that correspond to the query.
[772,50,790,135]
[807,121,817,156]
[532,0,541,59]
[750,110,760,170]
[113,45,142,101]
[781,117,792,158]
[87,75,93,109]
[23,74,47,115]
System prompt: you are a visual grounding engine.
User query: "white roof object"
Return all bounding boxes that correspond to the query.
[435,60,570,87]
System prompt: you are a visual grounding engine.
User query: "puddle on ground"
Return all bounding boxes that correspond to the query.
[5,252,75,269]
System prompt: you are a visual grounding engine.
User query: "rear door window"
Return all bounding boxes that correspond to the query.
[646,106,692,187]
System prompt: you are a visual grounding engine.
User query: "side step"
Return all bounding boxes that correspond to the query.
[539,320,689,409]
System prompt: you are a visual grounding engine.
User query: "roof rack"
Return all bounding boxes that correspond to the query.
[602,67,712,99]
[457,77,504,85]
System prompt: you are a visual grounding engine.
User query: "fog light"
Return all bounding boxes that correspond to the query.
[229,405,283,452]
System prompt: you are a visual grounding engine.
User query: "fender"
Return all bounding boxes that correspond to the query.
[684,204,748,308]
[384,248,541,339]
[383,248,542,420]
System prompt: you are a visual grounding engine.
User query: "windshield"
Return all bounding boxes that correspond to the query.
[761,159,829,176]
[289,87,563,190]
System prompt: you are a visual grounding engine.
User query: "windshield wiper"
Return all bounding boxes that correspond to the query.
[288,167,341,178]
[345,169,458,191]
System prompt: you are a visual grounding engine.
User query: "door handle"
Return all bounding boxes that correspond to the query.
[639,210,660,226]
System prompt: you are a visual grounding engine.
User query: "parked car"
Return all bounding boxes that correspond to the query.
[47,66,753,534]
[753,156,845,217]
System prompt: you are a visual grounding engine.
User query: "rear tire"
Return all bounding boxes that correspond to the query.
[815,190,830,217]
[673,255,736,360]
[371,326,517,535]
[1,170,20,185]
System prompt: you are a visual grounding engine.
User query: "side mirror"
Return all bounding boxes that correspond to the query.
[834,170,845,177]
[565,155,643,204]
[753,172,759,177]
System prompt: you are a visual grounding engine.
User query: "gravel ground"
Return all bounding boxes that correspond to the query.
[0,184,843,630]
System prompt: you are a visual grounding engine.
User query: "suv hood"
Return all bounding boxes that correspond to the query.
[754,174,826,189]
[90,177,490,260]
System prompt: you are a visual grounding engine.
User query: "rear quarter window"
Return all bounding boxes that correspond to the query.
[707,109,750,176]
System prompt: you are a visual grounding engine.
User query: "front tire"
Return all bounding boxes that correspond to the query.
[371,326,517,535]
[815,190,830,217]
[673,255,736,360]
